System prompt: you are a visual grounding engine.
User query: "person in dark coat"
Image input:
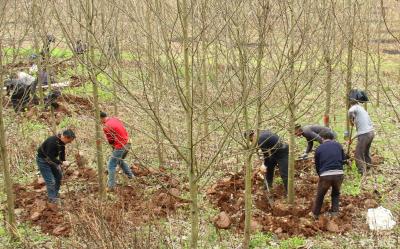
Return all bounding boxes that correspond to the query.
[36,129,76,203]
[312,130,346,218]
[246,130,289,191]
[295,124,336,158]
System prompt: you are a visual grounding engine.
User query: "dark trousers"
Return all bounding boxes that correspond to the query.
[36,156,62,202]
[264,146,288,191]
[355,131,374,174]
[312,174,344,216]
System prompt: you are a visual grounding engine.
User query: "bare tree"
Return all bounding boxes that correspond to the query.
[0,1,17,235]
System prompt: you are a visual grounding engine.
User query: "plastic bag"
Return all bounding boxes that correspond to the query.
[367,206,397,231]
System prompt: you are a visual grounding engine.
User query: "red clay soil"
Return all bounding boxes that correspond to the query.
[69,75,88,87]
[207,159,380,238]
[14,165,186,237]
[61,94,93,110]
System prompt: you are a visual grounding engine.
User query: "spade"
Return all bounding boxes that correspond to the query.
[264,178,274,206]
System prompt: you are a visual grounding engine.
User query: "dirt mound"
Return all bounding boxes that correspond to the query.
[61,94,93,110]
[14,165,186,237]
[207,159,379,238]
[69,75,88,87]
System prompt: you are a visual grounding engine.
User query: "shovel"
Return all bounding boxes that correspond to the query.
[264,178,274,206]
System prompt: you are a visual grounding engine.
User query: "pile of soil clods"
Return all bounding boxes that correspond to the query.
[13,165,186,237]
[207,159,379,238]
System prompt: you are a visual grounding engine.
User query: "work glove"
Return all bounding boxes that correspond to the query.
[62,161,71,167]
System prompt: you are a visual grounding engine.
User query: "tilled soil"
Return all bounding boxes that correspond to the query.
[13,165,186,237]
[207,159,380,238]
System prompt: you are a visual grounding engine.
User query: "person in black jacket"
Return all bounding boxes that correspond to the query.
[312,130,345,218]
[36,129,75,203]
[295,124,336,159]
[247,130,289,191]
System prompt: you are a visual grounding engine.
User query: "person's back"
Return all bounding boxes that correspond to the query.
[250,129,288,191]
[315,140,345,176]
[103,117,129,149]
[348,104,373,136]
[304,125,331,136]
[302,125,325,143]
[257,130,283,152]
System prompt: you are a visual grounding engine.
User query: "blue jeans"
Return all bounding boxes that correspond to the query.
[108,148,133,188]
[36,156,62,202]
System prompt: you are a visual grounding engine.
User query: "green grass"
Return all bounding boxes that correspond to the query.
[20,120,47,138]
[51,48,73,59]
[250,232,273,248]
[58,116,79,129]
[0,211,51,248]
[278,236,306,249]
[341,163,362,196]
[249,232,306,249]
[64,78,114,101]
[3,47,35,59]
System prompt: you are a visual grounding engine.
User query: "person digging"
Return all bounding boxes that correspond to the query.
[36,129,76,204]
[294,124,336,159]
[348,99,374,175]
[311,130,346,219]
[246,130,289,194]
[100,111,134,191]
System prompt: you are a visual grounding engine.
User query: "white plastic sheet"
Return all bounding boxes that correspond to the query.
[367,206,397,231]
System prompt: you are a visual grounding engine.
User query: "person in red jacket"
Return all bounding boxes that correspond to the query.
[100,111,134,189]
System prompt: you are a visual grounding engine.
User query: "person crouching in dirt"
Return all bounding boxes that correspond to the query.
[100,111,134,190]
[5,72,36,112]
[36,129,76,204]
[348,99,374,175]
[246,130,289,192]
[294,124,337,159]
[311,130,346,219]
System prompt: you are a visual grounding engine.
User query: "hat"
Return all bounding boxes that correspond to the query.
[63,129,76,139]
[100,111,107,118]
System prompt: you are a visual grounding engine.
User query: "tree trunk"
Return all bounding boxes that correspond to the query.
[0,41,17,239]
[45,64,57,133]
[234,23,253,247]
[32,0,44,106]
[244,4,268,247]
[180,0,199,247]
[324,54,332,127]
[376,7,382,107]
[287,0,296,205]
[146,3,164,167]
[111,7,119,116]
[345,0,355,139]
[323,0,333,127]
[364,1,370,111]
[87,0,106,199]
[200,2,209,138]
